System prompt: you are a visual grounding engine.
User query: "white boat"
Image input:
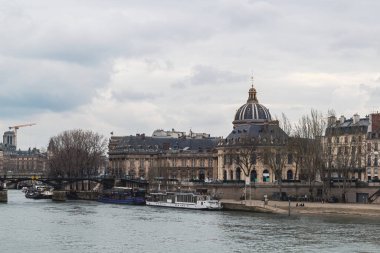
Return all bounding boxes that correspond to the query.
[146,192,222,210]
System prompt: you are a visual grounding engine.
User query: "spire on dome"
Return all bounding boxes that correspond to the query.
[247,74,258,103]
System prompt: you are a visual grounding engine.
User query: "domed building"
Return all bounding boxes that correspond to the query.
[217,86,296,184]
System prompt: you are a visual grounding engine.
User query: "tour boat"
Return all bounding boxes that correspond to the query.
[98,187,146,205]
[146,192,223,210]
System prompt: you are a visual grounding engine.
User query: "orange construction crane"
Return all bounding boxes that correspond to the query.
[8,123,36,148]
[9,123,36,132]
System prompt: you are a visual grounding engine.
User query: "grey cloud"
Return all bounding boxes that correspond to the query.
[111,91,160,102]
[173,65,245,88]
[0,57,109,116]
[360,84,380,107]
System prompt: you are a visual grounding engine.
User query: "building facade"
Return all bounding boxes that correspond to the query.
[217,87,296,184]
[0,130,48,176]
[108,130,220,182]
[108,87,297,185]
[323,113,380,182]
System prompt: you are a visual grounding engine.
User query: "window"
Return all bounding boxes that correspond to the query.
[264,154,269,165]
[251,153,257,164]
[375,155,378,166]
[200,159,205,167]
[368,156,371,166]
[288,154,293,164]
[375,143,379,151]
[344,136,348,143]
[367,143,372,152]
[276,154,281,165]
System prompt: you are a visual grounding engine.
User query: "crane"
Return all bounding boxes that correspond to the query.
[8,123,36,148]
[9,123,36,132]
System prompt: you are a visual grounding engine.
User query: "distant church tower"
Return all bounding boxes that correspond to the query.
[3,131,16,150]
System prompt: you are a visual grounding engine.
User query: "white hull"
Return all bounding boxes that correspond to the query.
[147,192,223,210]
[146,200,222,210]
[146,201,209,210]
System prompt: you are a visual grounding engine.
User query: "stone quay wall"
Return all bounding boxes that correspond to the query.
[174,182,380,204]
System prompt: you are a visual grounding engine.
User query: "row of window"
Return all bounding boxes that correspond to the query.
[223,154,293,166]
[118,158,214,168]
[222,169,294,181]
[328,135,363,144]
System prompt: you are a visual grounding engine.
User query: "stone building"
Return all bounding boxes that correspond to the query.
[108,87,297,185]
[108,130,220,182]
[1,148,48,176]
[0,148,3,174]
[323,112,380,182]
[217,87,296,184]
[0,129,47,176]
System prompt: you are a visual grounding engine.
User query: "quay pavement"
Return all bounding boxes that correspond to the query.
[221,199,380,217]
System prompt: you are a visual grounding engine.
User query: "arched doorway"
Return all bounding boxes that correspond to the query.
[230,170,233,180]
[287,170,293,180]
[263,169,270,182]
[236,168,241,181]
[250,170,257,182]
[223,170,227,181]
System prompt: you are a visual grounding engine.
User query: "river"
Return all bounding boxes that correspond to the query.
[1,190,379,253]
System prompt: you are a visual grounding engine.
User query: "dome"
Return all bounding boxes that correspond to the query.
[233,87,272,124]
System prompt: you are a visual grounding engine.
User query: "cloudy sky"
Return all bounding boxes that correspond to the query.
[1,0,380,150]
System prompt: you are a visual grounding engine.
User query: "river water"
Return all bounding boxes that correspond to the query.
[1,190,379,253]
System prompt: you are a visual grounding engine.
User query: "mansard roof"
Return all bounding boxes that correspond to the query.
[325,118,369,136]
[111,135,220,154]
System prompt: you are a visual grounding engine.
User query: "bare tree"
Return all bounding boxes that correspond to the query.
[263,143,288,196]
[293,109,326,199]
[48,129,107,178]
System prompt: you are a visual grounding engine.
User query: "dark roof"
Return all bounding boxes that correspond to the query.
[325,118,369,136]
[234,103,271,123]
[112,135,220,153]
[224,123,288,146]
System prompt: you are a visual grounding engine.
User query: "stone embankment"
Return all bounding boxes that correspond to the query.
[270,201,380,217]
[52,190,99,202]
[221,199,380,217]
[222,199,287,214]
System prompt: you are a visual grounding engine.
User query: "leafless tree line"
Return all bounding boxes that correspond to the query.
[48,129,107,178]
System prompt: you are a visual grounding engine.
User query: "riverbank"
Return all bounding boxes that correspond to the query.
[221,199,380,217]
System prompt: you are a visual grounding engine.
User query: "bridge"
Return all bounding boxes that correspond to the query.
[0,175,149,191]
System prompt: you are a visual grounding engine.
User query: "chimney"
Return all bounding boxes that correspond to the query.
[353,114,360,124]
[328,115,336,126]
[340,115,346,124]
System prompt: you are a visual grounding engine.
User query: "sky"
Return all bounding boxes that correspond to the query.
[1,0,380,150]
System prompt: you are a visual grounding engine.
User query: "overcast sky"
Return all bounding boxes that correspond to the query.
[1,0,380,150]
